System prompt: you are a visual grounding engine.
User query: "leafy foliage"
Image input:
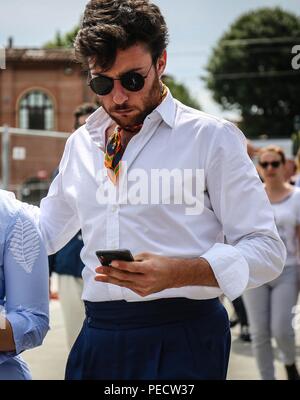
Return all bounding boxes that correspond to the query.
[206,8,300,138]
[163,75,201,109]
[44,26,79,48]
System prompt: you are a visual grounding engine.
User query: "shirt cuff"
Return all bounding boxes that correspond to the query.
[201,243,249,301]
[5,310,43,356]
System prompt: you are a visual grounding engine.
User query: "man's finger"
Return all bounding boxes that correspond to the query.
[134,252,151,261]
[95,266,141,283]
[110,260,146,273]
[94,274,133,289]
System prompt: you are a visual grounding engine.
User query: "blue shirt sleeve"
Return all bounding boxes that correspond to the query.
[0,205,49,363]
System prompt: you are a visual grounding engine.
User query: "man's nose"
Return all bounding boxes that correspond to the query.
[112,80,129,105]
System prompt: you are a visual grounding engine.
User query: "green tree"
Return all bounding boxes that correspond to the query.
[163,75,201,109]
[44,26,79,48]
[206,8,300,138]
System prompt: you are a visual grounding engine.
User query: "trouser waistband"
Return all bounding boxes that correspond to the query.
[84,297,221,330]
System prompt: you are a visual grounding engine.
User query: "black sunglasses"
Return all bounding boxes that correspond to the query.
[88,63,153,96]
[259,161,282,169]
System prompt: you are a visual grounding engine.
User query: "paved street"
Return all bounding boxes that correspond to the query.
[22,288,299,380]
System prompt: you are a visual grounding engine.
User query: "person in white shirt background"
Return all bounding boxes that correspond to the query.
[38,0,286,380]
[243,146,300,380]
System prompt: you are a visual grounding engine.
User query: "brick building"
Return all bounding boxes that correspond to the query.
[0,48,96,198]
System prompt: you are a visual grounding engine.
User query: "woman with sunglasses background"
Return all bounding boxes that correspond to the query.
[243,145,300,380]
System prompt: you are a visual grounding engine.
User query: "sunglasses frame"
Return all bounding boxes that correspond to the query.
[88,63,153,96]
[259,160,282,169]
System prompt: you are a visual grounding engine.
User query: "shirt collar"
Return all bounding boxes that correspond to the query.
[85,87,176,150]
[85,107,112,150]
[154,88,176,129]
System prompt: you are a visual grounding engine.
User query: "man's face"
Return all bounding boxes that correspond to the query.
[88,43,167,129]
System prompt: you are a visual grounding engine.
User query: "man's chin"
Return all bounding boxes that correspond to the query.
[111,112,144,128]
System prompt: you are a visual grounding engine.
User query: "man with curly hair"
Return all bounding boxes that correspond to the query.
[39,0,285,380]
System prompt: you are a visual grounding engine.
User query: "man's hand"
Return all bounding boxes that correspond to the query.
[95,253,176,297]
[94,252,218,297]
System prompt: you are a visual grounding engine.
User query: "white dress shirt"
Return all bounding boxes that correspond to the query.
[40,90,286,302]
[271,188,300,267]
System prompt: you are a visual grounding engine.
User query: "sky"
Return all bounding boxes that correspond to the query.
[0,0,299,118]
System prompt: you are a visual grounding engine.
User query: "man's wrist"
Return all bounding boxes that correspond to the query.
[170,257,218,288]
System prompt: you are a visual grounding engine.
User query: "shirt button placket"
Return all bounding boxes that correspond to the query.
[106,202,122,300]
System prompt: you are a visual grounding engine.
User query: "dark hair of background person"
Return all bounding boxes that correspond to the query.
[75,0,169,71]
[73,102,99,130]
[258,145,286,164]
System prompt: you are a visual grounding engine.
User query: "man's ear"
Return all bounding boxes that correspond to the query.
[157,50,167,78]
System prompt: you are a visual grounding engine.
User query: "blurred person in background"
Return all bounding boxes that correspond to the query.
[229,297,251,342]
[243,145,300,380]
[294,148,300,187]
[246,140,259,161]
[228,140,259,343]
[48,102,98,348]
[284,159,297,185]
[74,102,99,130]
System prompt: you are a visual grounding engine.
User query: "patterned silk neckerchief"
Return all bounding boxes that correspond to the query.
[104,83,168,184]
[104,125,124,182]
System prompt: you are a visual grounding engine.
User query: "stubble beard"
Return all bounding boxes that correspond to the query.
[102,73,162,130]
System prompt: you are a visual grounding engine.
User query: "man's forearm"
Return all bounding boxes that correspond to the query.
[171,257,219,288]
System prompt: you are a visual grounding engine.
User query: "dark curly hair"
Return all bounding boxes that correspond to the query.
[75,0,169,70]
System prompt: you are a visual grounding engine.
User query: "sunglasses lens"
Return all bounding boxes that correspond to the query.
[260,161,281,169]
[90,76,113,95]
[89,69,148,95]
[122,72,145,92]
[260,162,268,169]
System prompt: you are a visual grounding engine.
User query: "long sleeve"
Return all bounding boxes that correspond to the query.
[39,136,80,254]
[0,206,49,364]
[201,121,286,300]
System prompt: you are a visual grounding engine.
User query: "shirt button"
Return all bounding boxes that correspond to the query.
[111,205,118,213]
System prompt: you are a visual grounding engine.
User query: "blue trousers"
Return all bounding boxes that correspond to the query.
[65,297,231,380]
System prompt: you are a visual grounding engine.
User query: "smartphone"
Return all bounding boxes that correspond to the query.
[95,249,134,266]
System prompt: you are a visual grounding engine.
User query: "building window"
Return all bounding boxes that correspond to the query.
[19,91,54,130]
